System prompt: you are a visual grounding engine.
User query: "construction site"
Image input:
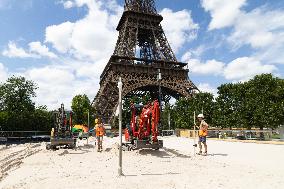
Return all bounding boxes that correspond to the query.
[1,0,284,189]
[0,136,283,189]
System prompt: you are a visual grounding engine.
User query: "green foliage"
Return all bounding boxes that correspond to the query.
[172,92,215,129]
[0,76,52,131]
[245,74,284,129]
[214,74,284,129]
[214,83,244,129]
[71,94,92,126]
[32,106,53,131]
[167,74,284,130]
[0,111,9,130]
[172,98,191,129]
[0,76,37,112]
[161,103,173,130]
[1,74,282,132]
[121,94,151,129]
[192,92,215,125]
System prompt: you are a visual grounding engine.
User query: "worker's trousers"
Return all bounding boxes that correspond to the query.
[97,136,103,151]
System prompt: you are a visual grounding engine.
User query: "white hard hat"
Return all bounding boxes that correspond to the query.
[197,114,204,118]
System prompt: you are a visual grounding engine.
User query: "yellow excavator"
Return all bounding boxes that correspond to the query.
[46,104,76,150]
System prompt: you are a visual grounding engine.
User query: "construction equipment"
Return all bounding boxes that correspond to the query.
[46,104,76,150]
[123,99,163,150]
[72,124,89,139]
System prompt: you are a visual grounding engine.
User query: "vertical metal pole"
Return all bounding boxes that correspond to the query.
[118,77,123,176]
[193,111,196,156]
[87,110,89,145]
[158,71,162,105]
[158,69,162,130]
[168,111,170,130]
[159,84,162,131]
[87,111,90,129]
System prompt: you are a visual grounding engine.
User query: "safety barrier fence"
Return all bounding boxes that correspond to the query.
[175,129,282,141]
[0,131,50,143]
[161,130,175,136]
[0,129,282,143]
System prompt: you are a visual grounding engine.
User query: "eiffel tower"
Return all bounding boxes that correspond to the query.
[93,0,198,123]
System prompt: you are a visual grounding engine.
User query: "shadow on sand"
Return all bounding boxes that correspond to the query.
[124,172,181,177]
[59,149,91,155]
[58,145,94,156]
[163,147,191,158]
[104,147,112,152]
[138,148,191,158]
[207,153,228,157]
[78,144,95,149]
[138,149,172,158]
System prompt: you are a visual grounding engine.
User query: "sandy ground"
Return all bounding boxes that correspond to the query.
[0,136,283,189]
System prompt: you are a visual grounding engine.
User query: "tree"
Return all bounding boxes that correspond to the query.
[0,111,9,131]
[71,94,92,125]
[172,92,215,129]
[0,76,39,131]
[32,106,53,131]
[214,83,245,129]
[214,74,284,131]
[172,97,192,129]
[161,103,173,130]
[192,92,215,125]
[0,76,37,112]
[245,74,284,130]
[0,76,55,131]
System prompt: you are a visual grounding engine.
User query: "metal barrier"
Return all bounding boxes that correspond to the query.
[175,129,278,141]
[161,130,175,136]
[0,131,50,143]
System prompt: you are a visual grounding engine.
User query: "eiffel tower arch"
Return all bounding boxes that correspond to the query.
[93,0,198,122]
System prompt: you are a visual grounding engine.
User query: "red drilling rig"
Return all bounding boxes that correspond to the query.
[123,99,163,150]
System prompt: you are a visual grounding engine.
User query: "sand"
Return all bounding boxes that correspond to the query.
[0,136,283,189]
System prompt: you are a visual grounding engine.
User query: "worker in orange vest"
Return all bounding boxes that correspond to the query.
[94,119,99,137]
[196,114,208,156]
[96,121,105,152]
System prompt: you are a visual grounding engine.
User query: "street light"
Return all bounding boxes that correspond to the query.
[168,111,171,130]
[117,77,123,176]
[87,110,90,145]
[157,69,162,130]
[157,69,162,106]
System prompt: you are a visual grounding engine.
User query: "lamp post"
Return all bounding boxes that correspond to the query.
[193,111,197,156]
[87,110,90,145]
[118,77,123,176]
[157,69,162,130]
[168,111,171,130]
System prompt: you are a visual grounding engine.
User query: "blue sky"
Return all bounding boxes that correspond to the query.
[0,0,284,109]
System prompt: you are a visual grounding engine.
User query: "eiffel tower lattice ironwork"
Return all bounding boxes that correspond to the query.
[93,0,198,122]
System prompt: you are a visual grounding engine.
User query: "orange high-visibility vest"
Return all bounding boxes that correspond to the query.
[199,120,208,137]
[96,126,104,137]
